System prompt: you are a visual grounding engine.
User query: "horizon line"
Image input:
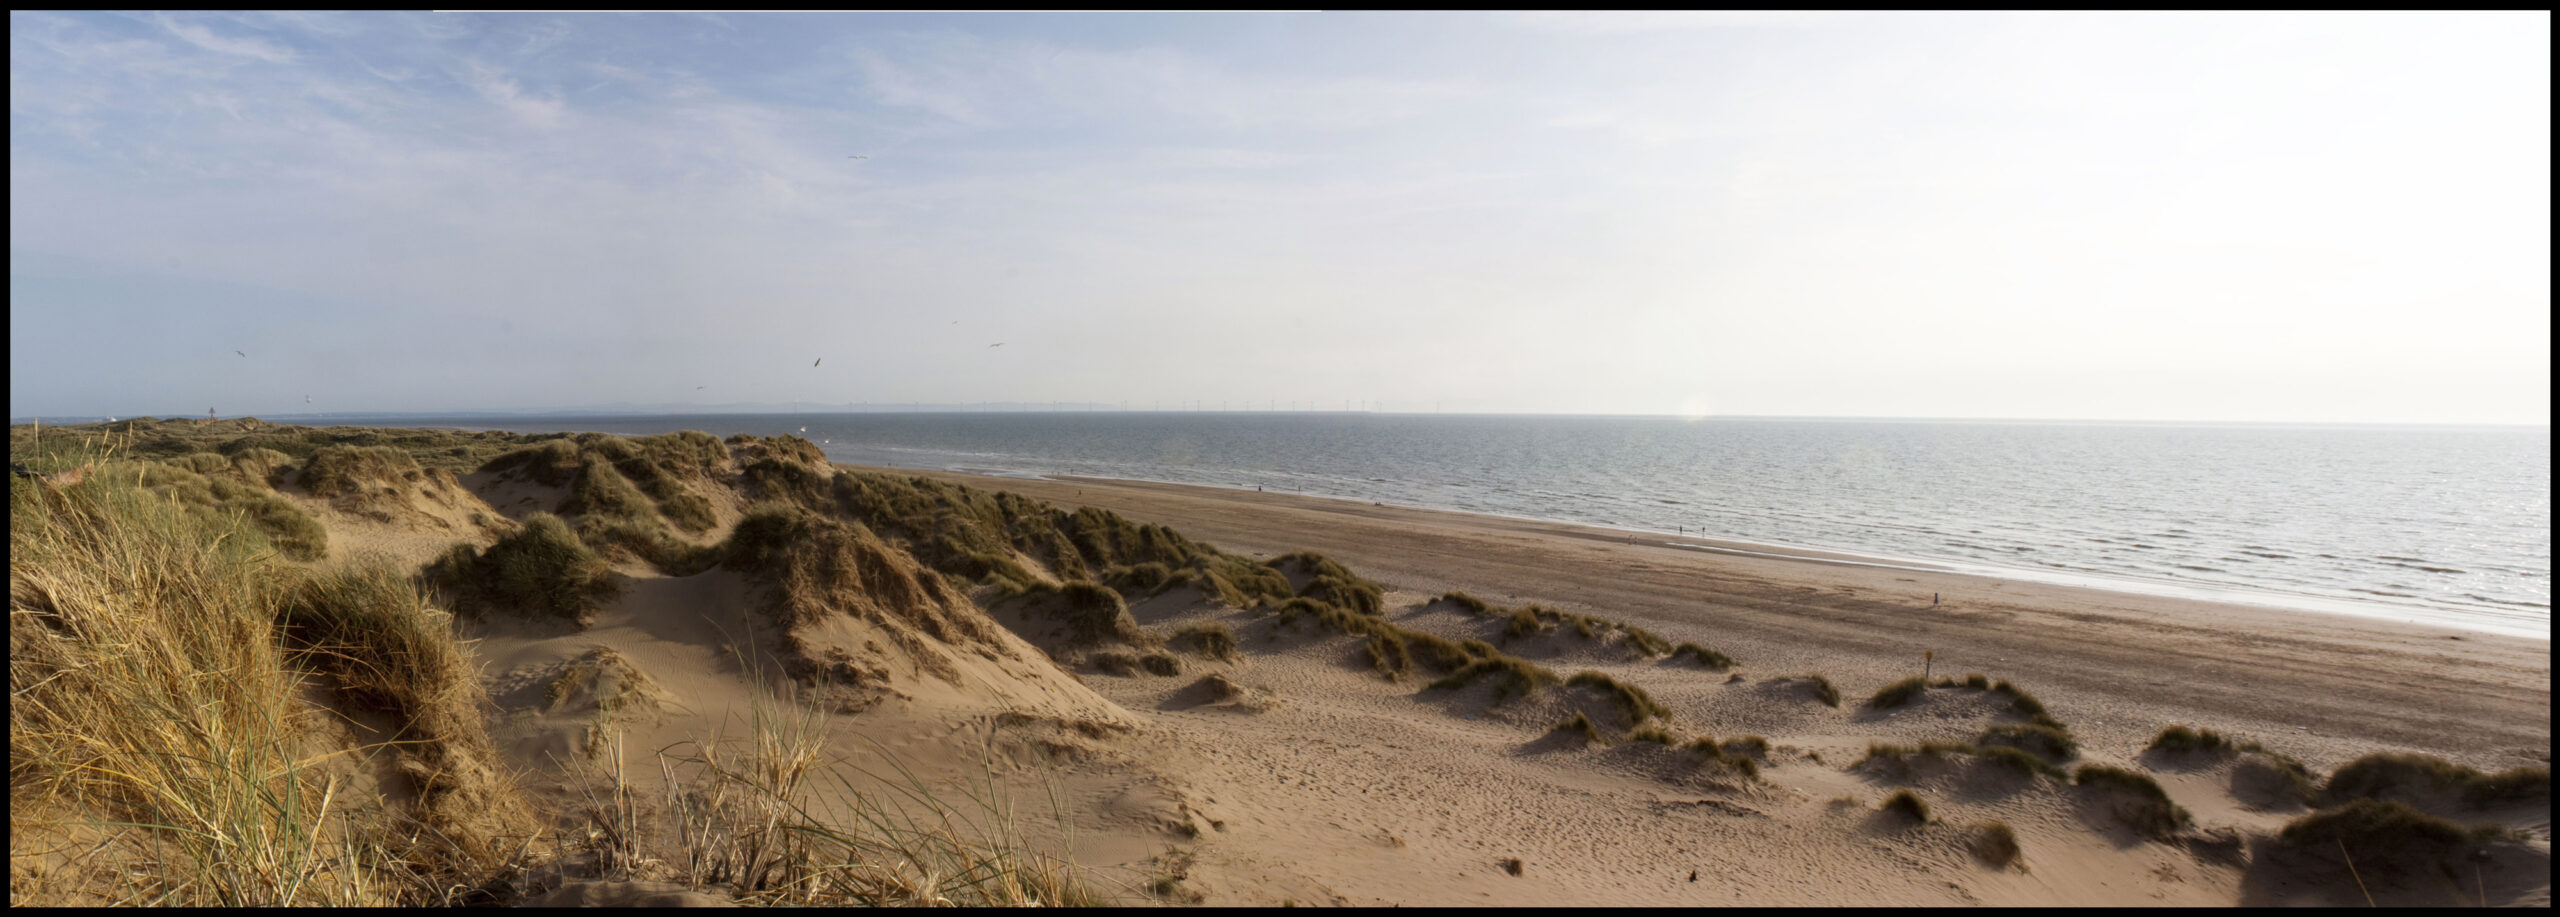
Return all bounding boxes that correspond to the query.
[9,407,2550,430]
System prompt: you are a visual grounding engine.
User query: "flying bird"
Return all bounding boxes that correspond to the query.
[235,350,246,358]
[305,395,312,403]
[813,358,822,367]
[989,342,1004,348]
[846,155,868,159]
[696,385,705,390]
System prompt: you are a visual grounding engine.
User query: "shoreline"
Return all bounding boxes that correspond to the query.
[869,462,2549,773]
[214,415,2545,636]
[993,469,2544,640]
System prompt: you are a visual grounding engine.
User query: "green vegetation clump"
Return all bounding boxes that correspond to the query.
[1139,652,1184,677]
[1991,680,2065,729]
[2073,765,2191,839]
[2323,752,2550,808]
[2235,748,2322,807]
[2277,798,2514,878]
[1427,655,1561,703]
[1362,629,1413,679]
[1399,628,1488,672]
[1977,723,2078,762]
[1859,741,1974,779]
[431,513,619,625]
[1684,738,1761,779]
[1091,652,1141,677]
[2146,725,2236,755]
[276,563,524,859]
[1618,626,1672,657]
[1802,674,1842,707]
[1170,623,1238,661]
[1668,642,1735,669]
[1032,581,1152,649]
[1865,676,1929,709]
[1962,672,1990,690]
[828,471,1301,610]
[297,444,427,499]
[1880,789,1931,823]
[1624,724,1677,745]
[1551,711,1606,745]
[1437,591,1495,615]
[1565,670,1672,726]
[1967,822,2021,867]
[719,503,999,675]
[11,441,528,904]
[106,456,330,561]
[1976,745,2068,779]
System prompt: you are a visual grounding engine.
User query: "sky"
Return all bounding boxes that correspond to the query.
[9,11,2551,424]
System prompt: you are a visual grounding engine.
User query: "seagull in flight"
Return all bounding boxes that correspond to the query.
[235,350,246,358]
[696,385,706,390]
[989,342,1004,348]
[305,394,312,404]
[813,358,822,367]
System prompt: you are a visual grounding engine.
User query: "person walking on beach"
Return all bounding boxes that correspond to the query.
[1933,593,1940,607]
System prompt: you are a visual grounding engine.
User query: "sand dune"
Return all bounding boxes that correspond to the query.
[9,420,2546,906]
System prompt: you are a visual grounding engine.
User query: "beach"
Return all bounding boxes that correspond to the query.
[901,469,2548,772]
[12,422,2547,906]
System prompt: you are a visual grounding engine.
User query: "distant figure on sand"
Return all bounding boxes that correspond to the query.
[1933,593,1940,607]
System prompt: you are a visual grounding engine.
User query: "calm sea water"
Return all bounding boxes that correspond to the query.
[335,413,2549,638]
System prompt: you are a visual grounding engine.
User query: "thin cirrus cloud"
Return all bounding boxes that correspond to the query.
[6,11,2549,424]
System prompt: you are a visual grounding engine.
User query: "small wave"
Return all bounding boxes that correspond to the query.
[2353,588,2418,598]
[2464,594,2551,609]
[2239,550,2292,560]
[2173,564,2226,573]
[2088,537,2116,544]
[2128,543,2159,550]
[1658,499,1686,504]
[2376,555,2428,563]
[2385,562,2468,575]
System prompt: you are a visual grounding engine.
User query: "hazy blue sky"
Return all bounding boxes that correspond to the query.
[10,11,2550,423]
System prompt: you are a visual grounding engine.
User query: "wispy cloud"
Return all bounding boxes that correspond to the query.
[155,13,295,64]
[458,59,564,128]
[1500,11,1869,33]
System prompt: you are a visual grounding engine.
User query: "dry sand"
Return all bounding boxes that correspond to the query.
[868,468,2551,906]
[299,452,2547,906]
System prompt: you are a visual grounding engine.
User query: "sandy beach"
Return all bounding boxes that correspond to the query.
[903,469,2550,772]
[13,423,2547,907]
[851,466,2548,905]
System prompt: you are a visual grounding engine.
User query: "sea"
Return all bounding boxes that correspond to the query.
[307,412,2549,639]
